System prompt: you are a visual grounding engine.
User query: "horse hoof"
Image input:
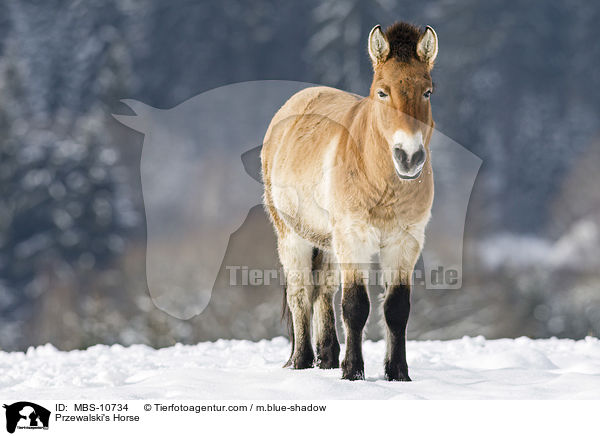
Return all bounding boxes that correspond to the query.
[317,356,339,369]
[341,359,364,380]
[384,361,411,381]
[316,343,340,369]
[290,351,315,370]
[385,373,412,382]
[292,360,314,370]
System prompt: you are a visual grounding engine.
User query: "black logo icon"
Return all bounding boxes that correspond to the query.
[3,402,50,434]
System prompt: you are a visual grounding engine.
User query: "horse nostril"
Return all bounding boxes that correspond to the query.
[411,148,425,167]
[394,147,408,165]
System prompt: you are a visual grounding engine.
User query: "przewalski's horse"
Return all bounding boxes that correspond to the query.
[261,22,438,381]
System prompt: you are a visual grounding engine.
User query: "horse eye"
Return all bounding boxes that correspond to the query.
[377,90,388,98]
[423,90,432,99]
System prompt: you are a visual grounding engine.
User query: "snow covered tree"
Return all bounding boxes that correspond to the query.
[307,0,394,93]
[0,0,139,349]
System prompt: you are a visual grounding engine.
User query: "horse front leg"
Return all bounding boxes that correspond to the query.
[383,283,411,381]
[380,226,425,381]
[334,229,376,381]
[341,274,369,380]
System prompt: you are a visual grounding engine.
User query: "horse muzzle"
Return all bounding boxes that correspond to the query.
[392,144,426,180]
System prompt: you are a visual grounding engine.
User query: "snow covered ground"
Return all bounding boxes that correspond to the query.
[1,336,599,400]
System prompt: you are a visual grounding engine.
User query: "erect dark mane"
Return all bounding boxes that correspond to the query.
[384,22,422,63]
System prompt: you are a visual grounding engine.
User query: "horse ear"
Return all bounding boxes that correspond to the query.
[417,26,438,67]
[368,25,390,66]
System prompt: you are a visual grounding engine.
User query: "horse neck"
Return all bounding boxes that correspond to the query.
[348,98,398,192]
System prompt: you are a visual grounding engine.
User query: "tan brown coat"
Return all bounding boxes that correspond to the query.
[261,22,438,380]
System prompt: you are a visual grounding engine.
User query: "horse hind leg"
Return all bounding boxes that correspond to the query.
[278,231,315,369]
[311,248,340,369]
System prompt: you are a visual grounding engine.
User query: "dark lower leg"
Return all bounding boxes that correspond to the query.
[341,282,369,380]
[383,284,411,381]
[313,291,340,369]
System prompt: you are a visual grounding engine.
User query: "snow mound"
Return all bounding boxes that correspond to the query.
[1,336,599,399]
[479,220,600,272]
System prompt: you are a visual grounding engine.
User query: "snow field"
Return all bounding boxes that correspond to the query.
[1,336,599,400]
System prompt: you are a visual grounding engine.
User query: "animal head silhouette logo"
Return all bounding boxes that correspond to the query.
[114,81,481,319]
[3,402,50,433]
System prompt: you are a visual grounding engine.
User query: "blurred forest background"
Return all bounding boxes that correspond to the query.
[1,0,599,351]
